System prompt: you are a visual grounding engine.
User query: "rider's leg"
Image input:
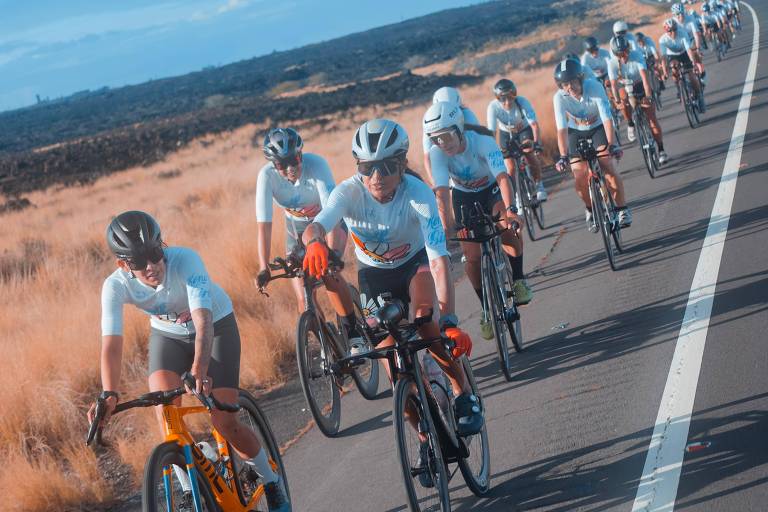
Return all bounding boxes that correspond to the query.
[570,161,592,209]
[460,240,482,300]
[644,103,665,151]
[291,277,307,314]
[599,153,627,208]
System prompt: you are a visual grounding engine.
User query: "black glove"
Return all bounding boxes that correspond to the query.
[555,156,570,173]
[609,144,624,160]
[256,269,271,289]
[533,142,543,155]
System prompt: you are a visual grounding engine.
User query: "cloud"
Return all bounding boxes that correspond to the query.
[217,0,250,14]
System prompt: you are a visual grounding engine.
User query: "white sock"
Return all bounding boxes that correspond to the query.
[172,464,192,492]
[246,448,279,484]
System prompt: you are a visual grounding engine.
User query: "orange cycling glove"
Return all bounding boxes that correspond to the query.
[303,238,329,278]
[445,327,473,358]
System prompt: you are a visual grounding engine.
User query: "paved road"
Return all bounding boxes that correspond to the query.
[279,4,768,511]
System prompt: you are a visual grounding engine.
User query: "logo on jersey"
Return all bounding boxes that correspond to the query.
[349,230,410,264]
[566,111,599,128]
[285,203,321,218]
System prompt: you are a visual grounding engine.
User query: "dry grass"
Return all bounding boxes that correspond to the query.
[0,1,666,509]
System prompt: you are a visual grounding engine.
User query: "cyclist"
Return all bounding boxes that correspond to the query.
[424,101,531,339]
[608,35,669,164]
[89,211,291,512]
[486,78,548,204]
[423,86,481,179]
[255,128,367,355]
[701,3,723,47]
[581,37,612,87]
[613,20,639,50]
[552,59,632,231]
[635,31,664,90]
[659,18,706,113]
[672,3,708,83]
[299,118,484,449]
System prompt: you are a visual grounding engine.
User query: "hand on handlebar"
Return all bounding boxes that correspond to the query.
[255,269,271,290]
[505,210,523,233]
[87,394,118,427]
[609,144,624,160]
[555,156,570,173]
[445,327,473,358]
[303,239,329,279]
[186,367,212,398]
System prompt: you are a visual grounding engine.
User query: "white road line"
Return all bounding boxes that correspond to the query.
[631,4,761,512]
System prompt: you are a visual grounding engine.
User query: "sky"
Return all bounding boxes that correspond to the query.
[0,0,480,112]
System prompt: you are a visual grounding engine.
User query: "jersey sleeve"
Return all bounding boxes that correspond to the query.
[313,156,337,208]
[255,166,274,222]
[410,181,449,261]
[607,58,618,81]
[519,97,537,123]
[179,249,213,312]
[486,101,498,131]
[428,146,451,188]
[422,133,432,153]
[553,92,567,130]
[313,179,353,233]
[101,277,126,336]
[479,135,506,178]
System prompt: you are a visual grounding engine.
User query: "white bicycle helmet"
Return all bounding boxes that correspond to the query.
[423,101,465,135]
[432,86,462,105]
[352,119,409,161]
[613,20,629,35]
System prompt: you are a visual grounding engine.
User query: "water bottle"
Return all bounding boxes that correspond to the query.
[197,441,218,464]
[422,352,450,412]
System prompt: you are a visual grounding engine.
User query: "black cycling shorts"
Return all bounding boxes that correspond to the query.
[567,125,609,159]
[622,81,645,99]
[357,249,429,327]
[148,313,241,389]
[499,127,535,159]
[451,184,502,226]
[707,22,720,32]
[669,52,694,71]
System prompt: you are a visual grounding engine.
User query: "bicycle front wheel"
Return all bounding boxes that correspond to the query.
[142,441,220,512]
[393,377,452,512]
[482,251,514,381]
[297,310,341,437]
[456,357,491,496]
[519,171,536,242]
[231,390,291,509]
[346,284,380,400]
[592,178,618,271]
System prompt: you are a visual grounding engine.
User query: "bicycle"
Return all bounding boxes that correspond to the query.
[669,60,701,129]
[645,56,664,111]
[507,139,545,241]
[574,138,624,271]
[261,251,379,437]
[453,202,523,381]
[333,298,490,512]
[627,93,660,179]
[87,373,288,512]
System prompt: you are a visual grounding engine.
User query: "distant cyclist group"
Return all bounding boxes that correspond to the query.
[86,1,743,510]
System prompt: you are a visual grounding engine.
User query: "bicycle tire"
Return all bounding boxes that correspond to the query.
[591,177,618,271]
[231,390,291,508]
[498,251,523,353]
[682,80,698,129]
[637,112,657,179]
[345,284,380,400]
[519,171,537,241]
[456,357,491,496]
[296,310,341,437]
[393,377,452,512]
[482,251,514,381]
[606,189,624,254]
[142,441,220,512]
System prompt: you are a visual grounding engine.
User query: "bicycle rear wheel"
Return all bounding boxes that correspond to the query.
[231,390,291,509]
[393,377,452,512]
[296,310,341,437]
[456,357,491,496]
[482,252,515,381]
[142,441,220,512]
[346,284,380,400]
[637,113,657,179]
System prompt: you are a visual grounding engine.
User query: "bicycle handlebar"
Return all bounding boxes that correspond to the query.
[85,372,240,446]
[259,250,344,295]
[449,201,518,243]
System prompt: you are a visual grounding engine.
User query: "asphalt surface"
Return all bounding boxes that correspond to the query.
[271,6,768,512]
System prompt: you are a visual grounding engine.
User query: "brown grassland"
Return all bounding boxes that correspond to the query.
[0,1,665,509]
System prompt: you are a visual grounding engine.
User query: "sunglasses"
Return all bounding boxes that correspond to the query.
[356,158,403,177]
[497,93,516,102]
[274,155,300,171]
[123,245,164,271]
[428,128,460,147]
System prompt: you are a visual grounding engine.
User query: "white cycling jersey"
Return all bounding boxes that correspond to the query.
[255,152,336,222]
[580,48,612,79]
[101,247,233,337]
[607,50,648,86]
[429,130,506,193]
[422,106,479,153]
[486,96,538,134]
[677,14,699,43]
[659,30,693,56]
[313,174,448,269]
[553,78,613,131]
[636,36,659,59]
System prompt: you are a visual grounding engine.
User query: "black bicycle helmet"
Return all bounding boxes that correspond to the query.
[583,36,599,52]
[263,127,303,162]
[493,78,517,97]
[106,210,162,260]
[610,35,631,56]
[554,58,584,85]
